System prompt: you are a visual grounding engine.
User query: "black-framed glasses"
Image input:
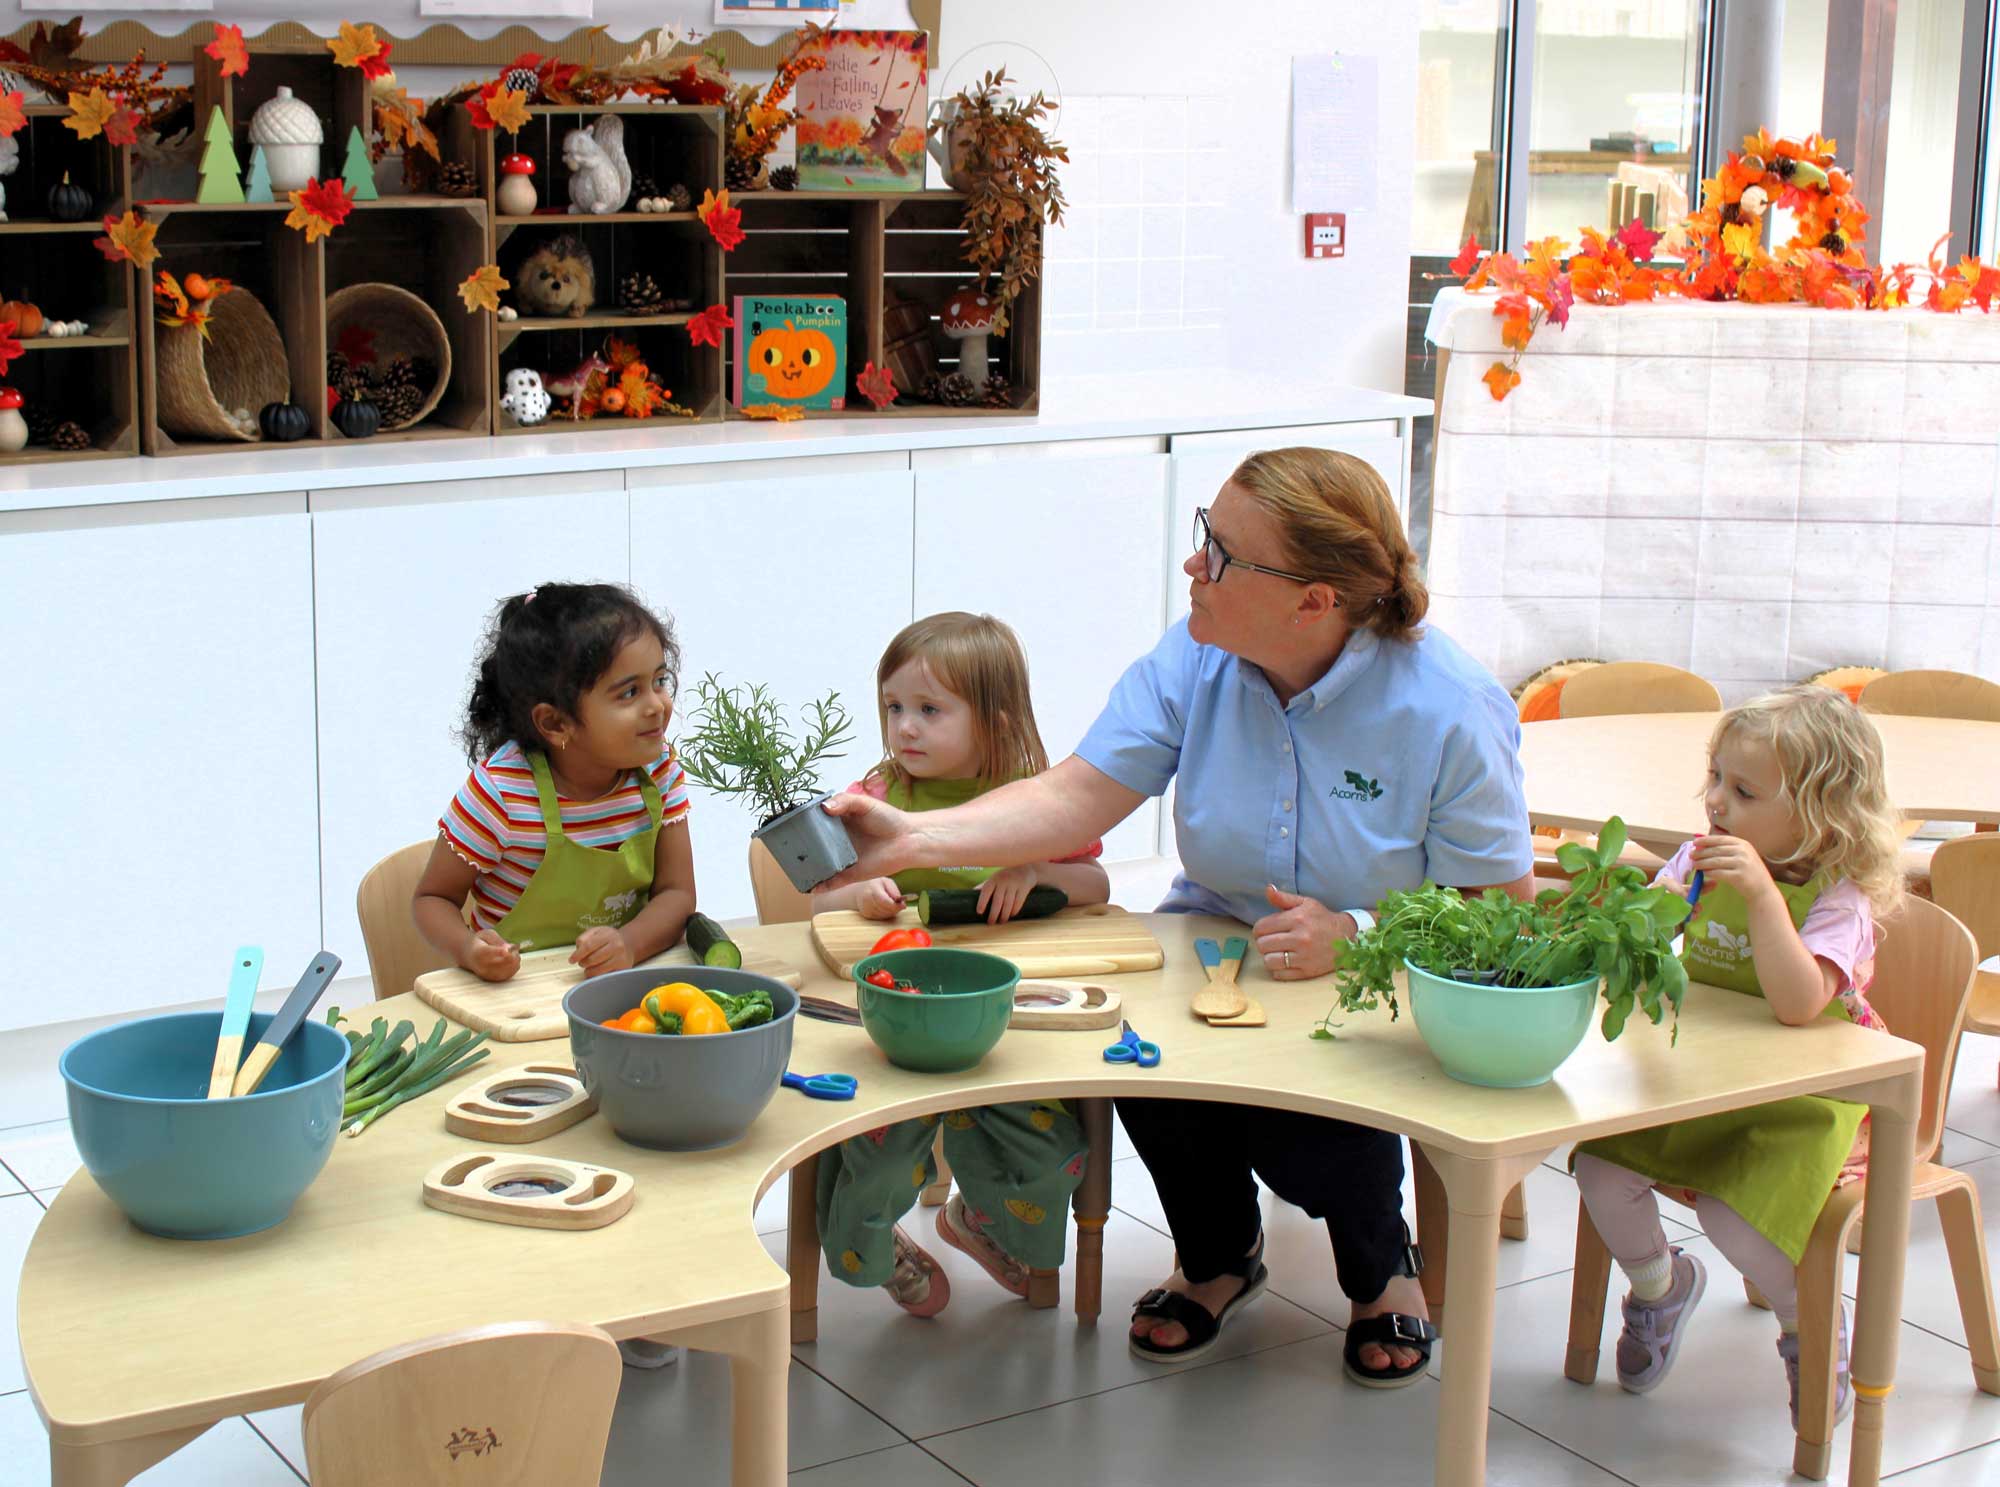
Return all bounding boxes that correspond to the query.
[1192,507,1319,587]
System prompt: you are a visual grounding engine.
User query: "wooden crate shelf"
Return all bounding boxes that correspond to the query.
[1,105,138,464]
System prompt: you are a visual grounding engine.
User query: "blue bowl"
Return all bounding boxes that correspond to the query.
[61,1012,350,1240]
[565,968,798,1151]
[1405,961,1600,1088]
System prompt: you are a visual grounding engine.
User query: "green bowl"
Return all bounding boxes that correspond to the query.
[1405,960,1600,1088]
[853,947,1018,1073]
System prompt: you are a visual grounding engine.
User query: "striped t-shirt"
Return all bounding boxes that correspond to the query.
[440,740,691,930]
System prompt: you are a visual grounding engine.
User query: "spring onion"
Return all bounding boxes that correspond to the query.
[337,1017,490,1135]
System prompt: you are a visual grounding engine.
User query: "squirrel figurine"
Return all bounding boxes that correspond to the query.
[563,114,632,215]
[515,235,596,318]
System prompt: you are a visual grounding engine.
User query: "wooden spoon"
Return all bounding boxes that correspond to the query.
[1189,936,1248,1019]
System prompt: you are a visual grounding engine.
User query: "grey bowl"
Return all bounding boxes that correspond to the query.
[564,967,798,1151]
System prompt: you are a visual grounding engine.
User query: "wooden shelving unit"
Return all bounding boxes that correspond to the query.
[0,105,138,465]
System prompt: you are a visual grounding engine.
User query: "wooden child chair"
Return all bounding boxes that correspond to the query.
[302,1320,622,1486]
[1933,835,2000,1080]
[356,840,456,999]
[1561,895,2000,1480]
[762,838,1115,1338]
[1556,660,1724,719]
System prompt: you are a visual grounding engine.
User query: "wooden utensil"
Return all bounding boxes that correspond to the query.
[422,1151,633,1231]
[1189,936,1248,1019]
[444,1064,596,1143]
[1206,998,1268,1028]
[206,945,264,1099]
[811,903,1164,980]
[416,942,804,1043]
[1008,979,1124,1030]
[230,951,343,1096]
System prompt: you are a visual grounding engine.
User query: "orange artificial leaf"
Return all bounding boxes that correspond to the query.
[63,87,117,140]
[1481,362,1521,401]
[205,23,249,78]
[94,210,158,270]
[484,86,532,135]
[698,188,745,252]
[604,335,642,371]
[328,22,389,73]
[857,360,897,410]
[285,177,355,243]
[1721,222,1761,260]
[1449,233,1481,277]
[0,317,20,377]
[687,303,734,348]
[104,106,140,148]
[375,87,439,162]
[153,269,189,322]
[1500,312,1535,352]
[741,402,805,421]
[619,364,660,418]
[457,263,508,314]
[0,90,26,138]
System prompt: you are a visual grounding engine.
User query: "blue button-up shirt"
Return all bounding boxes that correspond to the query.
[1076,620,1533,926]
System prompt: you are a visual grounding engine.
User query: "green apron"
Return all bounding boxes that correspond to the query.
[491,751,664,952]
[884,775,1005,893]
[1574,873,1867,1264]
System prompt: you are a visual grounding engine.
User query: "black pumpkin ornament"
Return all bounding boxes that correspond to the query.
[332,395,380,440]
[258,401,311,442]
[46,172,92,223]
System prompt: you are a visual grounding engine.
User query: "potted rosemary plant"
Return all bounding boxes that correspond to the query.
[676,673,858,891]
[1316,818,1692,1087]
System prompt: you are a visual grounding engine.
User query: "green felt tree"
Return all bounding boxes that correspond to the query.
[339,126,378,202]
[243,144,274,204]
[196,106,245,205]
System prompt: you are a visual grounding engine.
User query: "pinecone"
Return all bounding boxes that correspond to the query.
[631,172,659,203]
[376,381,424,427]
[381,356,419,391]
[980,374,1013,408]
[327,350,352,388]
[923,371,977,407]
[666,183,691,213]
[501,66,540,99]
[436,161,477,199]
[25,408,58,445]
[725,154,764,192]
[50,420,90,451]
[618,271,666,314]
[768,164,798,192]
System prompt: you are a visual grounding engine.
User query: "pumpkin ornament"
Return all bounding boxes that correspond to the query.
[258,401,311,442]
[0,299,44,339]
[47,173,93,223]
[332,395,381,439]
[742,314,843,410]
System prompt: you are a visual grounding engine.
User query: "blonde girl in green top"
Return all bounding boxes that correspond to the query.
[811,612,1111,1316]
[1573,686,1906,1428]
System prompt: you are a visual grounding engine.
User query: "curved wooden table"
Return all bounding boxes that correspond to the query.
[1520,712,2000,849]
[19,914,1922,1487]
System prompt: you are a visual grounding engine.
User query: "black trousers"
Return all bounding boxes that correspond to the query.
[1115,1096,1411,1303]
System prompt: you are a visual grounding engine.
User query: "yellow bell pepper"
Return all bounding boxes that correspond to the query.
[643,981,731,1036]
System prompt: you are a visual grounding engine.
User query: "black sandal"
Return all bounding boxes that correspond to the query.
[1128,1237,1269,1365]
[1342,1223,1437,1388]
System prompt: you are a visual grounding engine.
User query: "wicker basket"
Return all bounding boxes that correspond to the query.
[326,283,452,432]
[154,290,290,443]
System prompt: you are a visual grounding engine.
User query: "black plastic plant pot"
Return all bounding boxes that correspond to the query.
[754,793,858,892]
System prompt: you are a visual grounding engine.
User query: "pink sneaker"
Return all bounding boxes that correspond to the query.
[936,1194,1031,1298]
[884,1225,950,1318]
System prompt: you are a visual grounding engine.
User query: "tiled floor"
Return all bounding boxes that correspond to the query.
[8,861,2000,1485]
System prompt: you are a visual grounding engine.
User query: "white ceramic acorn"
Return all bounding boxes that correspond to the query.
[249,86,324,193]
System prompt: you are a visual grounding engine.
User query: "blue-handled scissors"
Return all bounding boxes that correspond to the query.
[783,1071,858,1101]
[1103,1020,1162,1068]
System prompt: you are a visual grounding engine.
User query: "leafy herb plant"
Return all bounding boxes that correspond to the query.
[1314,817,1692,1044]
[675,673,854,824]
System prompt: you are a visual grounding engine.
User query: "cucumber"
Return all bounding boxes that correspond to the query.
[917,885,1070,927]
[685,912,743,968]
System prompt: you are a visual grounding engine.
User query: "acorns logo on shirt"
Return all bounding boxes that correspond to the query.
[1329,769,1385,802]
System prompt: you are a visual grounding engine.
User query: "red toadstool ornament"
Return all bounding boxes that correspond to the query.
[498,154,538,217]
[0,386,26,453]
[940,288,997,392]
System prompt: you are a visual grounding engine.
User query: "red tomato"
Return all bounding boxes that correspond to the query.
[864,968,897,989]
[869,928,934,955]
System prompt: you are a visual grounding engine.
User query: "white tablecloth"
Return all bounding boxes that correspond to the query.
[1426,295,2000,700]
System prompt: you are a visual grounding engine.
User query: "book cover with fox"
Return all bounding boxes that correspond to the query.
[795,30,928,191]
[732,295,848,410]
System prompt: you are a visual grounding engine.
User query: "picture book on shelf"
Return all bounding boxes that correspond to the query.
[795,30,928,191]
[732,295,848,411]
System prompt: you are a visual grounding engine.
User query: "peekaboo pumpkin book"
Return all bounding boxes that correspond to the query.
[732,295,848,410]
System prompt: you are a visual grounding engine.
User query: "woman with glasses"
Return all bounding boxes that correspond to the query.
[825,446,1533,1385]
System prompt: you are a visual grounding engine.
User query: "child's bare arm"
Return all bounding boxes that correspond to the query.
[1744,891,1842,1024]
[577,822,696,974]
[812,877,905,919]
[1038,859,1110,907]
[413,838,519,982]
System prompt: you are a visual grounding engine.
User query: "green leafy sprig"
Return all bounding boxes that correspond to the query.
[675,673,854,823]
[1314,817,1692,1044]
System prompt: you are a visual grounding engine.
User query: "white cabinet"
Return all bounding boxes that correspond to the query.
[0,496,320,1028]
[912,442,1168,864]
[311,476,630,989]
[630,455,915,921]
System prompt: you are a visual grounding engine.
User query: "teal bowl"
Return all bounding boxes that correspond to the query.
[853,948,1017,1073]
[1405,961,1600,1088]
[61,1012,350,1240]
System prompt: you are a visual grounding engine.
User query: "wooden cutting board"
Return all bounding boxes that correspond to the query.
[415,943,804,1043]
[811,904,1164,980]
